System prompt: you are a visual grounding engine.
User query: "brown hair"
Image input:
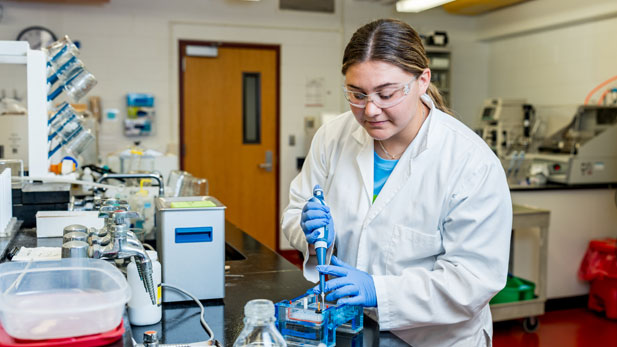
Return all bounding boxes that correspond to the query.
[342,18,451,114]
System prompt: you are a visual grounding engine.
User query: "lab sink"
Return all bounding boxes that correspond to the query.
[225,243,246,261]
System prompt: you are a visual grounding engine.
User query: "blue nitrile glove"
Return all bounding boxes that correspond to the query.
[314,256,377,307]
[300,187,335,247]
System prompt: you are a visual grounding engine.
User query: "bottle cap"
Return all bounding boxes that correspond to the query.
[244,299,274,319]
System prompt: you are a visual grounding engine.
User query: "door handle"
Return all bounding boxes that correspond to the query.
[258,150,273,172]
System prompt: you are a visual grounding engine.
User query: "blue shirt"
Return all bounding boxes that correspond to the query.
[373,151,399,202]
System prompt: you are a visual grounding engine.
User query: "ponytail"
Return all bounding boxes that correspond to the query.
[427,83,452,115]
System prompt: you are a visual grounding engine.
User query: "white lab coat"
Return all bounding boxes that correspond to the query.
[282,94,512,346]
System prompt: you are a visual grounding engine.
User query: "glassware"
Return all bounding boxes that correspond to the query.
[47,55,84,86]
[46,35,79,68]
[48,102,74,126]
[47,67,98,103]
[233,299,287,347]
[192,178,209,196]
[64,128,95,158]
[166,170,193,197]
[48,108,80,141]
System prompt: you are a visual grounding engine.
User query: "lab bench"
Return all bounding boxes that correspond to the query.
[490,204,550,332]
[0,222,408,346]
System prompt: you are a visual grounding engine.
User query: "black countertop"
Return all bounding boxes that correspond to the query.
[2,222,408,347]
[133,221,407,346]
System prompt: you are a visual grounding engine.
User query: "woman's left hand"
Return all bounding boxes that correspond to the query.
[314,256,377,307]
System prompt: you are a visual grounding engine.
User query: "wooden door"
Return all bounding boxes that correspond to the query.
[180,42,279,250]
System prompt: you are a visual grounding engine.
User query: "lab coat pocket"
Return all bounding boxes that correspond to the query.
[387,224,443,274]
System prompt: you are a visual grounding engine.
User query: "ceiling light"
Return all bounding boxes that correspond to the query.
[396,0,455,13]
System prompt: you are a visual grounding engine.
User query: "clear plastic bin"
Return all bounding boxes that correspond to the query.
[0,258,130,340]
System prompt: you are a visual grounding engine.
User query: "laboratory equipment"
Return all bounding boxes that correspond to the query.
[479,98,534,158]
[105,149,179,184]
[47,66,98,103]
[61,240,88,258]
[62,230,87,243]
[155,196,226,302]
[89,210,157,305]
[97,172,165,197]
[45,35,79,68]
[128,250,162,326]
[13,182,71,228]
[47,55,84,86]
[180,176,209,196]
[312,186,328,311]
[47,103,80,141]
[0,258,129,340]
[234,299,287,347]
[275,293,363,347]
[530,105,617,184]
[166,170,193,197]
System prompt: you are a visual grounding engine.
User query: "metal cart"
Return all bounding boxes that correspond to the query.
[490,204,550,332]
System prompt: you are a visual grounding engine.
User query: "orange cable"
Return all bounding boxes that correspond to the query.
[597,88,612,106]
[584,75,617,105]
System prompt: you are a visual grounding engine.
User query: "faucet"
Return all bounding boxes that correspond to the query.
[89,211,157,305]
[96,173,165,197]
[87,203,129,246]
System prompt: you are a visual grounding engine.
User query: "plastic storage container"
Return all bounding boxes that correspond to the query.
[490,275,536,304]
[0,258,130,340]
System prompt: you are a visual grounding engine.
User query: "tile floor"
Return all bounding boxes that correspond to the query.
[493,308,617,346]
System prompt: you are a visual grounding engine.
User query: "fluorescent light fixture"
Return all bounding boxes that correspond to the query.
[396,0,455,13]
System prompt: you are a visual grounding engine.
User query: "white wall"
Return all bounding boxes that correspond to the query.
[0,0,489,250]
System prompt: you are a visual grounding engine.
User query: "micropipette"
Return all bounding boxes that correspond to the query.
[312,186,328,312]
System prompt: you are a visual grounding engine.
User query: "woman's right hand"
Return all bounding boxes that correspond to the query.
[300,196,335,247]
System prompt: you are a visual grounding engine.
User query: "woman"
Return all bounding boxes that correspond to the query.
[282,19,511,346]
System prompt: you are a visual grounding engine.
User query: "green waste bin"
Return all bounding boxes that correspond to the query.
[490,275,536,304]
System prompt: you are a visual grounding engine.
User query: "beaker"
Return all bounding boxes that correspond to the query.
[47,67,98,103]
[48,102,74,126]
[166,170,193,197]
[47,56,84,86]
[64,129,95,158]
[46,36,79,68]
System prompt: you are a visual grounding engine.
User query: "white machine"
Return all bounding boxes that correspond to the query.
[530,105,617,184]
[155,196,226,302]
[480,98,534,158]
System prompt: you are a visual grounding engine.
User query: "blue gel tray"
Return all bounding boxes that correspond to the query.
[275,293,363,347]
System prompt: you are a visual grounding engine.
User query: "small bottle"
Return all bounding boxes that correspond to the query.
[233,299,287,347]
[128,250,162,325]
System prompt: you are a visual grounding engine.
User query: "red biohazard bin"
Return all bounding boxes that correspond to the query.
[578,238,617,319]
